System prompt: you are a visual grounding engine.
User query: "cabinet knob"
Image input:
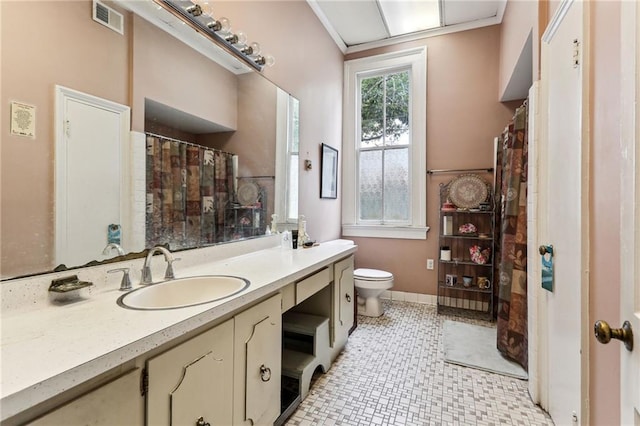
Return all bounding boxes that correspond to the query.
[260,364,272,382]
[196,416,210,426]
[345,293,351,303]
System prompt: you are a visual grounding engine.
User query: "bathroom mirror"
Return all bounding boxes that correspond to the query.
[0,0,297,280]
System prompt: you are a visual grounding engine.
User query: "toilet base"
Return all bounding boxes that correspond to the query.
[357,296,384,317]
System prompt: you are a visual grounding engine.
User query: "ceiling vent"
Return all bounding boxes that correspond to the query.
[93,0,124,35]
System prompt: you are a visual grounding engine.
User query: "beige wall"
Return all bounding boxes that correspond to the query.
[0,1,129,277]
[131,14,238,132]
[589,1,621,424]
[213,1,345,242]
[1,0,344,278]
[344,25,518,295]
[498,0,537,100]
[199,72,278,222]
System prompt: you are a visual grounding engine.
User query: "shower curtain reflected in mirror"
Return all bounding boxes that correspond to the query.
[146,134,233,250]
[494,101,529,370]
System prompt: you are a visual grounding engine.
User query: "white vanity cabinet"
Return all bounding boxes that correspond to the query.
[145,319,234,426]
[333,255,354,358]
[30,369,143,426]
[233,294,282,426]
[145,294,282,426]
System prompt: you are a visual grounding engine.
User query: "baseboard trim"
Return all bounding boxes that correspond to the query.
[380,291,437,305]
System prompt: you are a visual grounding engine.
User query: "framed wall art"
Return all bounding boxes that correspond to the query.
[320,143,338,199]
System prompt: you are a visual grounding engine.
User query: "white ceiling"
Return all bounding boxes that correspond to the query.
[309,0,507,53]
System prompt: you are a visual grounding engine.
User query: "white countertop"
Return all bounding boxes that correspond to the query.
[0,239,356,421]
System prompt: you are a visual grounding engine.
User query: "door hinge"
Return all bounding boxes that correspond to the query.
[572,38,580,68]
[140,368,148,396]
[65,119,71,137]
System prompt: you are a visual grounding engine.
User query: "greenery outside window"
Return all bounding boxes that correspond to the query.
[342,47,428,239]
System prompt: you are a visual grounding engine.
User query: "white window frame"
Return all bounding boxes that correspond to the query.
[342,47,428,239]
[275,89,299,227]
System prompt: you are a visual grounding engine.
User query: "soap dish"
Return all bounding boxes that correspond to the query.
[49,275,93,293]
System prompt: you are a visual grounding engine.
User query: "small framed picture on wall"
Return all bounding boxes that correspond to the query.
[320,143,338,199]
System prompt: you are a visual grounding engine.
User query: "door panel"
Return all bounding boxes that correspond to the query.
[170,352,226,425]
[620,0,640,422]
[233,294,281,426]
[245,317,280,424]
[542,1,586,423]
[146,319,234,426]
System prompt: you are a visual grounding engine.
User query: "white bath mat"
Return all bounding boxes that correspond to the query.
[442,320,528,380]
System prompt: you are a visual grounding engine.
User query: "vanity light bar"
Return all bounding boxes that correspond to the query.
[155,0,274,72]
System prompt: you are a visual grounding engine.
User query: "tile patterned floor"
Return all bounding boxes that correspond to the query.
[285,301,554,426]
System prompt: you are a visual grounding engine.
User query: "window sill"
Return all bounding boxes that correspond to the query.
[342,225,430,240]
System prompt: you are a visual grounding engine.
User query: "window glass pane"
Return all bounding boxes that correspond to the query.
[291,98,299,153]
[288,154,298,220]
[359,150,383,220]
[360,75,385,148]
[383,148,409,221]
[385,71,410,146]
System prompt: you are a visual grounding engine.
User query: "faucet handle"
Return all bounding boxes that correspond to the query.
[164,258,181,280]
[108,268,132,291]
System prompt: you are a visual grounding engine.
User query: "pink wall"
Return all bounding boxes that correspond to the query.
[212,1,345,242]
[1,0,344,278]
[345,26,518,294]
[131,15,238,132]
[498,0,537,100]
[0,1,129,277]
[588,1,621,423]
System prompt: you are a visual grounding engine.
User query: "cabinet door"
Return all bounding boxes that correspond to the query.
[146,319,234,426]
[233,294,281,426]
[333,255,354,356]
[31,369,143,426]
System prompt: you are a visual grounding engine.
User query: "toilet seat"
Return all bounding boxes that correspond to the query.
[354,268,393,282]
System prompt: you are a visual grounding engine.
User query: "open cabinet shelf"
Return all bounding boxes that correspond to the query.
[437,179,495,321]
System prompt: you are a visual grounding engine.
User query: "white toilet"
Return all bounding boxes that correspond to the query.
[354,268,394,317]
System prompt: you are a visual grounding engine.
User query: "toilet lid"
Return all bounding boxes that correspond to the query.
[354,268,393,281]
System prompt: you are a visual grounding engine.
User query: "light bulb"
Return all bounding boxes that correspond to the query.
[217,17,231,33]
[248,42,261,56]
[207,16,230,33]
[258,54,276,67]
[235,31,247,46]
[201,2,214,18]
[264,55,275,67]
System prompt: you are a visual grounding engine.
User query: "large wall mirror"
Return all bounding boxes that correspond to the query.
[0,0,298,280]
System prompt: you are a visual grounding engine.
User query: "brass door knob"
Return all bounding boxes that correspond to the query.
[594,320,634,351]
[539,245,553,255]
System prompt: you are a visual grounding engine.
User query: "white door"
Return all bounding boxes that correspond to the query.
[540,0,588,423]
[618,1,640,423]
[55,86,130,268]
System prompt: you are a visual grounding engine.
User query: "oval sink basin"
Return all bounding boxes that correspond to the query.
[117,275,250,310]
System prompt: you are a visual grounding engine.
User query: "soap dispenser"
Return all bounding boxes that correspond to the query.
[271,214,278,234]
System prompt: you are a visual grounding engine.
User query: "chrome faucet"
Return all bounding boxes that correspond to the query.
[102,243,125,256]
[141,246,177,284]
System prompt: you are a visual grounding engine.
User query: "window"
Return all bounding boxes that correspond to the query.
[275,89,299,225]
[342,47,428,239]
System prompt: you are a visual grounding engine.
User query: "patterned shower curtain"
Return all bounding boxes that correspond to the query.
[146,135,233,249]
[495,102,528,369]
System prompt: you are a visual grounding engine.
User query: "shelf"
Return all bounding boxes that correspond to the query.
[440,234,493,240]
[437,305,493,321]
[438,179,495,321]
[438,282,493,294]
[439,260,492,267]
[441,210,494,214]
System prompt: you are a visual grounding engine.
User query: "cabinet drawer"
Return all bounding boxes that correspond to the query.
[296,267,332,304]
